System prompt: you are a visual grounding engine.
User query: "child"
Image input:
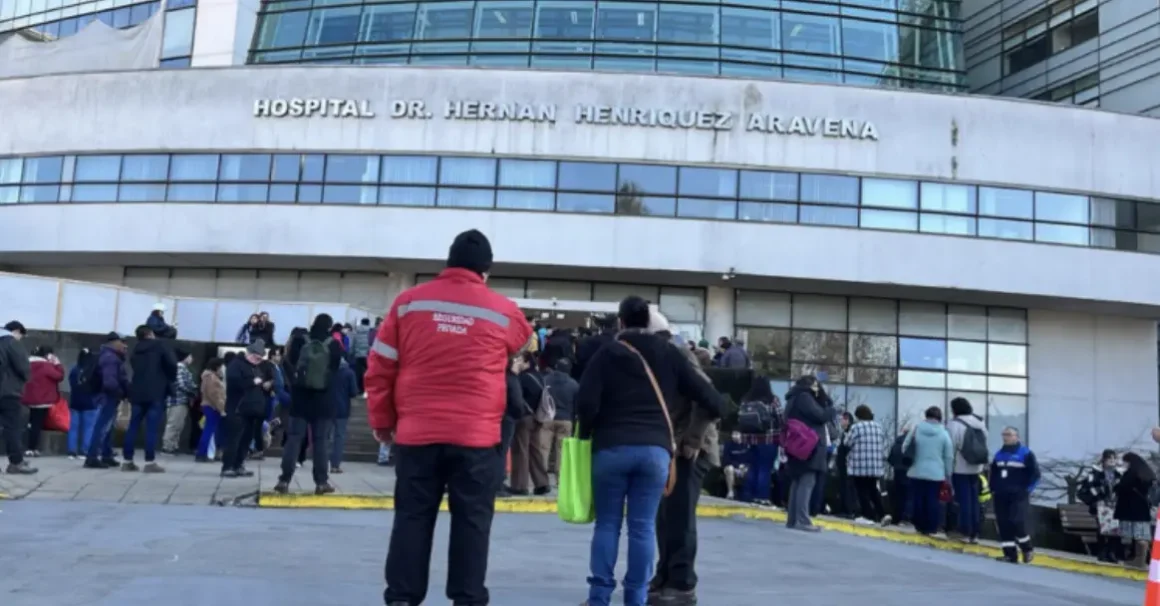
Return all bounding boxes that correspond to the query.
[721,431,752,501]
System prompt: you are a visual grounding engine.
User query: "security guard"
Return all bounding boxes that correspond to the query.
[990,427,1040,563]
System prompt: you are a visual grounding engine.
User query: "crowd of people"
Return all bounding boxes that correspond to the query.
[0,301,372,492]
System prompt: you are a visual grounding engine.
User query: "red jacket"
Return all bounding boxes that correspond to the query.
[366,268,531,447]
[22,357,64,407]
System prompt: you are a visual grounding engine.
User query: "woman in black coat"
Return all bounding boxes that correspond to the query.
[1114,452,1156,568]
[782,375,833,532]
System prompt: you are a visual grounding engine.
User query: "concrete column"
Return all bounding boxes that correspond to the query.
[384,272,415,307]
[704,285,735,343]
[190,0,261,67]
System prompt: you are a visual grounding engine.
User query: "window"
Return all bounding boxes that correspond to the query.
[679,167,736,198]
[899,338,946,369]
[921,183,975,214]
[979,187,1033,219]
[74,156,121,182]
[862,179,917,209]
[736,290,791,327]
[326,155,379,183]
[1051,9,1098,53]
[558,162,615,191]
[801,174,858,205]
[382,156,437,184]
[170,155,218,181]
[740,171,797,201]
[1005,35,1048,74]
[219,155,271,181]
[161,7,195,59]
[22,156,63,183]
[499,159,555,188]
[440,157,495,186]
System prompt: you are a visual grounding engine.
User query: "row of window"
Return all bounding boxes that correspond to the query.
[1033,70,1099,107]
[17,0,196,65]
[5,151,1160,252]
[249,0,964,89]
[1003,4,1097,76]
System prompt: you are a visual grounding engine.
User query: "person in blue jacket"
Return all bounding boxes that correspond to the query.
[990,426,1040,564]
[901,406,954,536]
[328,358,358,474]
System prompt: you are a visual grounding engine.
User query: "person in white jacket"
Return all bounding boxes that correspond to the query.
[947,397,988,543]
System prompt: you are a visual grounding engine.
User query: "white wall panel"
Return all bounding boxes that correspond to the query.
[214,300,258,342]
[174,298,217,342]
[259,302,311,339]
[116,290,160,335]
[0,274,58,330]
[59,282,118,334]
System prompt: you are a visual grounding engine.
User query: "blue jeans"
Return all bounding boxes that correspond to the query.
[196,409,222,458]
[952,473,981,538]
[744,444,778,502]
[910,478,943,535]
[86,394,119,462]
[331,417,349,469]
[588,445,670,606]
[123,402,164,463]
[67,409,98,455]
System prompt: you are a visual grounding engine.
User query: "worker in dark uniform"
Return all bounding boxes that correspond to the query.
[989,426,1040,564]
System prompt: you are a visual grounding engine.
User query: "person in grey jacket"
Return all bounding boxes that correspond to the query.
[0,321,34,474]
[947,397,988,542]
[350,318,372,394]
[783,374,832,532]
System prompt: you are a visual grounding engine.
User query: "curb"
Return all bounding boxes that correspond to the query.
[258,493,1144,582]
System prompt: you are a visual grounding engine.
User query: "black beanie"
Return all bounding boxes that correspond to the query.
[446,229,493,275]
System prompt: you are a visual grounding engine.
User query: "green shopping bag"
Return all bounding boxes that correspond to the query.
[557,427,594,524]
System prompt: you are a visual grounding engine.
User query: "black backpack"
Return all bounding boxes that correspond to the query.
[81,356,103,395]
[737,400,773,434]
[957,418,990,465]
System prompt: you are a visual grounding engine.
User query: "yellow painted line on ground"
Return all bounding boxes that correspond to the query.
[258,492,1145,582]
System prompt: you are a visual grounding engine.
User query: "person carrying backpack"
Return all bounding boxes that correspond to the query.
[735,376,781,505]
[273,313,343,495]
[947,397,989,544]
[510,351,551,496]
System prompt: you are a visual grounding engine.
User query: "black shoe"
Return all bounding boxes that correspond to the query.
[1021,549,1035,564]
[507,488,530,496]
[100,457,120,467]
[6,462,37,475]
[83,458,109,469]
[655,588,698,605]
[497,486,515,498]
[533,486,551,496]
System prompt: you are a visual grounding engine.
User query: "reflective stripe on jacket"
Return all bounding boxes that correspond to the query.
[365,268,532,447]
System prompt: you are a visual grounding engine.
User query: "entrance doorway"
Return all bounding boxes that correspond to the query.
[516,298,616,330]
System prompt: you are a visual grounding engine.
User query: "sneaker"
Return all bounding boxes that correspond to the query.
[315,483,336,495]
[377,460,391,467]
[655,588,698,605]
[121,461,139,472]
[83,458,109,469]
[235,467,255,478]
[273,481,290,494]
[295,462,302,469]
[854,517,875,526]
[220,469,239,478]
[23,450,33,457]
[66,452,77,460]
[101,457,120,467]
[880,515,893,526]
[331,467,343,474]
[143,462,165,474]
[6,461,37,474]
[1022,549,1035,564]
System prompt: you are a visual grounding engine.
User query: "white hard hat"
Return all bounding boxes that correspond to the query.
[152,303,166,312]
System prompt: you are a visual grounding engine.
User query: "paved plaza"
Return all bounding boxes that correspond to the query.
[0,500,1144,606]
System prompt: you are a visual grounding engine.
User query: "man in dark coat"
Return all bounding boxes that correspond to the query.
[783,375,833,532]
[274,313,342,494]
[85,332,131,469]
[222,339,274,478]
[572,314,616,381]
[0,321,33,474]
[121,325,177,473]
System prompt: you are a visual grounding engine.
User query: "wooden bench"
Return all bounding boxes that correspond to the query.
[1058,503,1099,555]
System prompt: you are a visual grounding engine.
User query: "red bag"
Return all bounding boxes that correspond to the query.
[44,397,70,432]
[939,480,953,504]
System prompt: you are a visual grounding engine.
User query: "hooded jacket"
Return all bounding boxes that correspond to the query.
[575,330,724,455]
[0,329,30,401]
[330,359,359,419]
[947,414,988,475]
[22,356,64,407]
[129,339,178,405]
[782,385,832,477]
[96,344,130,400]
[543,369,579,422]
[719,343,751,369]
[146,311,177,339]
[902,420,954,482]
[68,363,95,411]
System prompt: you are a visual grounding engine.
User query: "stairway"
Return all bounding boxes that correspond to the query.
[266,397,380,463]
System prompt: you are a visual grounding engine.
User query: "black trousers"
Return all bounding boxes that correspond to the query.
[653,455,710,592]
[385,443,500,606]
[994,492,1032,559]
[0,396,24,464]
[220,414,258,473]
[499,416,516,486]
[852,476,886,522]
[26,407,49,451]
[890,476,909,524]
[280,416,332,486]
[355,357,368,394]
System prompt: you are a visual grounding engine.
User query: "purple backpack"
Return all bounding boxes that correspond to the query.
[781,417,820,461]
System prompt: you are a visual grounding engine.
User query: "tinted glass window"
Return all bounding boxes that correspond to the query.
[740,171,797,201]
[326,155,380,183]
[499,159,555,188]
[862,178,917,209]
[74,156,122,182]
[1035,192,1088,224]
[679,167,736,198]
[219,154,272,181]
[22,156,63,183]
[271,155,301,182]
[979,187,1032,219]
[618,164,677,196]
[558,162,616,191]
[382,156,438,184]
[800,174,858,205]
[170,155,219,181]
[440,157,495,186]
[921,182,975,213]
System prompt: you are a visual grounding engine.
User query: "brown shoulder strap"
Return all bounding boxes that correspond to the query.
[619,340,676,453]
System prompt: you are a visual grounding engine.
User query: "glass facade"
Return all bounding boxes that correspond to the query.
[735,291,1028,448]
[247,0,965,91]
[6,150,1160,255]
